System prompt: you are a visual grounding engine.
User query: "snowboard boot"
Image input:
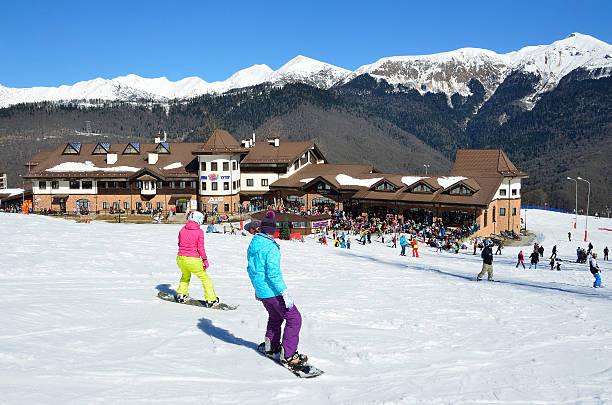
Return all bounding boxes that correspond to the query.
[204,297,220,308]
[280,346,308,368]
[176,293,191,303]
[258,337,281,358]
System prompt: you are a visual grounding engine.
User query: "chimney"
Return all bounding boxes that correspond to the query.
[163,131,167,142]
[107,153,118,165]
[148,153,159,164]
[154,136,161,143]
[274,138,279,147]
[252,132,255,143]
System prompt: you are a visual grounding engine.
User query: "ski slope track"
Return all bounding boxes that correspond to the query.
[1,33,610,109]
[0,209,611,404]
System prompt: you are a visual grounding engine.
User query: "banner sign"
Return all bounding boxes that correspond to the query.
[190,200,197,209]
[312,220,329,228]
[208,173,219,181]
[207,197,224,203]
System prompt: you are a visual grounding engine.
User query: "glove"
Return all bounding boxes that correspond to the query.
[254,292,262,302]
[281,289,294,309]
[202,259,209,269]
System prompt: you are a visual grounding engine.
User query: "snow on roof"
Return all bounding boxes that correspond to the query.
[1,188,25,197]
[401,176,426,186]
[437,176,467,189]
[46,161,139,173]
[335,174,382,187]
[163,162,182,170]
[300,178,314,183]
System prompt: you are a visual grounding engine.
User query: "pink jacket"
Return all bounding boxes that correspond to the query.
[177,221,208,264]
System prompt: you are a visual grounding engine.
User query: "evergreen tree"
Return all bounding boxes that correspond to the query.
[280,220,291,240]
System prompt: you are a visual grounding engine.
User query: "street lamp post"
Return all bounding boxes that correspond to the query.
[567,177,578,229]
[423,164,430,176]
[577,177,590,241]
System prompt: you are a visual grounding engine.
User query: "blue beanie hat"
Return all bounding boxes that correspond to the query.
[261,211,277,235]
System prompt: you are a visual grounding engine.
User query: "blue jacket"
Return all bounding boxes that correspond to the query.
[399,236,407,246]
[246,233,287,299]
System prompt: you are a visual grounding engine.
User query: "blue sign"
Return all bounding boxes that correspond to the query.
[221,175,230,180]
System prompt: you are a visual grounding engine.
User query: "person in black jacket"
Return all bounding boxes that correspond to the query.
[477,239,494,281]
[529,249,540,269]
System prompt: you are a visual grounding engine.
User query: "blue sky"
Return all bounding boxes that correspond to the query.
[1,0,610,87]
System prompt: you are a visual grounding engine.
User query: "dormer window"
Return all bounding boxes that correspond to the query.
[62,143,81,155]
[156,142,170,154]
[92,142,111,154]
[449,184,473,195]
[373,181,395,192]
[123,142,140,154]
[410,183,433,193]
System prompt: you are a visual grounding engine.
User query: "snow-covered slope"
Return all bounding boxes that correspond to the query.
[0,33,610,108]
[1,210,612,403]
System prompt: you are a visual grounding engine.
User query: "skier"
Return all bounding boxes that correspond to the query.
[175,211,219,307]
[568,231,571,242]
[473,240,478,255]
[604,246,609,261]
[411,237,419,257]
[247,211,308,368]
[476,239,494,281]
[550,245,557,260]
[516,250,525,269]
[495,242,503,255]
[587,242,594,257]
[529,249,539,269]
[399,234,407,256]
[589,253,602,288]
[538,245,544,258]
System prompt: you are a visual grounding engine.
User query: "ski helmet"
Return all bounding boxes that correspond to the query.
[188,211,205,225]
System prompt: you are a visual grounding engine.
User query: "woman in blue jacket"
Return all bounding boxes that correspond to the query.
[246,211,307,368]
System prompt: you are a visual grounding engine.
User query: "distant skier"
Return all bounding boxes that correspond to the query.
[399,234,407,256]
[538,245,544,258]
[411,237,419,257]
[529,250,540,269]
[495,242,503,255]
[476,239,494,281]
[568,231,571,242]
[550,245,557,260]
[589,253,602,288]
[604,246,609,261]
[247,211,308,368]
[587,242,594,256]
[175,211,219,307]
[516,250,525,269]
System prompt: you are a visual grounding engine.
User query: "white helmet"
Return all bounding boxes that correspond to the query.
[188,211,205,225]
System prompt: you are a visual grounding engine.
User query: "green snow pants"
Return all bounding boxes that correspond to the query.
[176,255,217,301]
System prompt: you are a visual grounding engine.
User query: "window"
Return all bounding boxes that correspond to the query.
[375,182,394,192]
[492,207,496,223]
[112,181,119,188]
[136,181,142,189]
[201,181,207,190]
[211,182,218,191]
[62,143,81,154]
[123,181,129,189]
[136,202,143,210]
[190,181,196,189]
[156,143,170,154]
[179,181,186,189]
[500,208,506,216]
[449,185,472,195]
[200,162,207,171]
[39,181,46,190]
[246,179,254,187]
[232,161,237,170]
[123,143,140,154]
[93,143,110,154]
[99,181,107,189]
[157,202,164,210]
[512,208,517,216]
[484,211,488,227]
[500,189,507,196]
[157,181,163,189]
[512,189,518,196]
[112,202,119,210]
[103,202,109,209]
[412,183,433,193]
[261,179,268,187]
[232,181,237,190]
[224,204,229,212]
[223,162,229,171]
[69,180,80,189]
[146,202,152,209]
[169,181,176,189]
[202,204,206,212]
[211,162,218,171]
[124,202,130,210]
[223,182,229,190]
[82,181,92,189]
[51,181,59,189]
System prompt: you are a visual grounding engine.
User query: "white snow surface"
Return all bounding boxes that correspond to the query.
[436,176,467,189]
[401,176,426,186]
[46,161,140,172]
[335,174,382,187]
[1,209,612,403]
[162,162,182,170]
[1,33,610,108]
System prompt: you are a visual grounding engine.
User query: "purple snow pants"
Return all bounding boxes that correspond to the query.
[261,295,302,358]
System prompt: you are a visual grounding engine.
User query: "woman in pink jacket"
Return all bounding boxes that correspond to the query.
[176,211,219,307]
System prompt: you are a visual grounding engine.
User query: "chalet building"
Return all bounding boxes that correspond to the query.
[21,130,527,237]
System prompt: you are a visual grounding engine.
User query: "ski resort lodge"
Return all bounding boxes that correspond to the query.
[22,130,527,236]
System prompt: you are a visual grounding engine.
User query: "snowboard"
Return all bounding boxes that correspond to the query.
[157,291,238,310]
[256,343,324,378]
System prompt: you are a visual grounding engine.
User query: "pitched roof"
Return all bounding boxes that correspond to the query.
[193,130,249,154]
[22,142,203,180]
[240,141,322,165]
[451,149,528,177]
[269,164,377,189]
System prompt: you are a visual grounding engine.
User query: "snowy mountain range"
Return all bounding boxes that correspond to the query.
[0,33,610,109]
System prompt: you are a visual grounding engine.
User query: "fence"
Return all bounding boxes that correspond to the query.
[520,206,571,214]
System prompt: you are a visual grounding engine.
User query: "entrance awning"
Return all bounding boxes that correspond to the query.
[168,194,192,204]
[52,195,69,202]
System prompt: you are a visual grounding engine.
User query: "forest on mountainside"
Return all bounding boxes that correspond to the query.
[0,70,610,212]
